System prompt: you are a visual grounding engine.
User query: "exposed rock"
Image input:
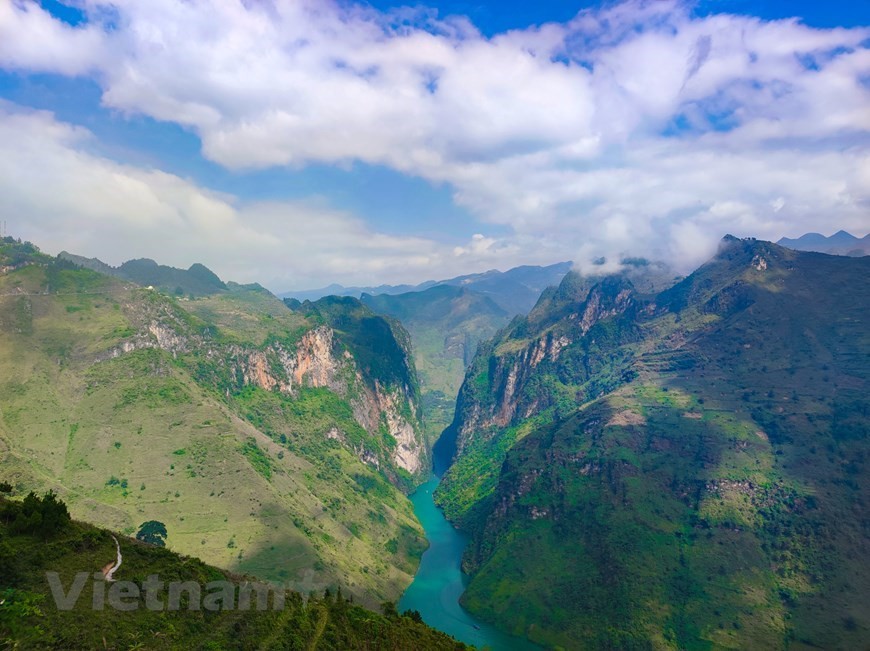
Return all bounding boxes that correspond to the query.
[607,410,647,426]
[101,307,426,484]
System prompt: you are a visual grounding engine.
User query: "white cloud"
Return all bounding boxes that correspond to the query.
[1,0,869,278]
[0,0,104,75]
[1,104,553,289]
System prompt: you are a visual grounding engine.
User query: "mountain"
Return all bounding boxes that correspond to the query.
[359,285,512,443]
[58,251,228,297]
[777,230,869,257]
[437,261,575,315]
[283,282,437,303]
[0,237,429,608]
[436,237,870,649]
[281,261,574,316]
[289,262,576,444]
[0,490,467,649]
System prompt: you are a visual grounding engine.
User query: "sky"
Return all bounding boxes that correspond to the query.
[0,0,868,291]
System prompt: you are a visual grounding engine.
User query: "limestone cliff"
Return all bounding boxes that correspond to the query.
[444,274,641,459]
[106,291,427,485]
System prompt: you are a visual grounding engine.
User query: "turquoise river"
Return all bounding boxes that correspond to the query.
[398,475,540,650]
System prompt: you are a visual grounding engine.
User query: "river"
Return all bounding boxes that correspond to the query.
[398,475,541,650]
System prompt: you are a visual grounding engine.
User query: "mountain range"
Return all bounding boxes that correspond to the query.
[777,230,869,257]
[58,252,230,297]
[1,233,868,649]
[436,236,869,649]
[281,261,574,316]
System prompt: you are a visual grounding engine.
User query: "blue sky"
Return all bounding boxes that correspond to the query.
[0,0,868,290]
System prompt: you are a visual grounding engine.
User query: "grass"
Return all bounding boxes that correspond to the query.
[0,243,430,609]
[438,239,870,649]
[0,494,468,650]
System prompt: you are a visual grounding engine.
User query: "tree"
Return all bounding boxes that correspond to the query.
[136,521,167,547]
[380,600,398,619]
[37,491,70,536]
[402,609,423,623]
[9,491,69,537]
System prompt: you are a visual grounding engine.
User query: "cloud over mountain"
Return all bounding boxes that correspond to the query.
[1,0,868,282]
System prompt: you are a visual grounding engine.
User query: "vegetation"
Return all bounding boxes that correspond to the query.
[0,239,427,610]
[136,520,168,547]
[438,238,870,649]
[0,492,467,650]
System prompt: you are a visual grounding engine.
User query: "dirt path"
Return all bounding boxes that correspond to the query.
[102,535,122,581]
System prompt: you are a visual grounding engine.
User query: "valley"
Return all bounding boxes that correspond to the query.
[1,234,868,650]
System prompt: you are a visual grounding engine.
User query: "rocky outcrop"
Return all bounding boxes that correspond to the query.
[289,327,342,389]
[101,295,427,484]
[449,276,640,453]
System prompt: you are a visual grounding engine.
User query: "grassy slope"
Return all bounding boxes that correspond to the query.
[440,240,870,648]
[0,495,468,650]
[0,242,425,607]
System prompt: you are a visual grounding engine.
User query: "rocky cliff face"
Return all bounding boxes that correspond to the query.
[435,238,870,649]
[107,291,426,483]
[446,275,641,458]
[442,239,794,471]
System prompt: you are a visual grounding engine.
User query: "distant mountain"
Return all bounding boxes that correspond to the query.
[360,285,512,443]
[436,236,870,649]
[284,281,436,303]
[777,230,869,256]
[281,261,574,315]
[58,251,227,296]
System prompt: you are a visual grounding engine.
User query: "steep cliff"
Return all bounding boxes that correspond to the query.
[361,284,512,444]
[438,238,870,649]
[436,273,647,524]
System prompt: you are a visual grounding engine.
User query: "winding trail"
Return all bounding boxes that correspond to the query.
[103,535,122,582]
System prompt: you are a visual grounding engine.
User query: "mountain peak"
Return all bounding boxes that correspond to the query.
[777,230,868,256]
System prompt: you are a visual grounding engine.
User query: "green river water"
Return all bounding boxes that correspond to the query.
[398,475,541,650]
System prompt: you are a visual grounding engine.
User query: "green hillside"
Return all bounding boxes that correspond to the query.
[0,238,428,608]
[0,490,468,650]
[437,238,870,648]
[57,251,228,298]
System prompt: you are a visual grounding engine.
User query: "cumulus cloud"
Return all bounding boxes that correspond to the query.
[1,0,869,278]
[0,104,552,289]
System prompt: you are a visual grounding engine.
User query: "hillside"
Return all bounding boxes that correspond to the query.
[360,286,511,443]
[436,237,870,648]
[58,251,228,297]
[0,490,467,650]
[0,238,428,608]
